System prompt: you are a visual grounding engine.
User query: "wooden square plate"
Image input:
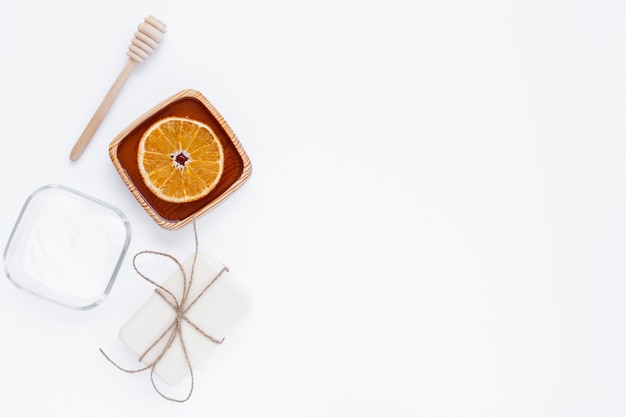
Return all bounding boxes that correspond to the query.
[109,89,252,230]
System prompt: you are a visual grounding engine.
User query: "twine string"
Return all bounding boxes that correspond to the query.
[99,219,225,403]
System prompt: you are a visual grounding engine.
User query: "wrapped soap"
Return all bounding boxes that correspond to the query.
[117,250,252,389]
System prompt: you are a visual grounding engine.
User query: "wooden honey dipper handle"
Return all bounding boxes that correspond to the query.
[70,16,166,161]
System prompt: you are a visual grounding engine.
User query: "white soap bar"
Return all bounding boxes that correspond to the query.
[119,251,252,386]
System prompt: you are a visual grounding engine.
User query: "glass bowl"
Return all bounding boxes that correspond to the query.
[3,184,131,310]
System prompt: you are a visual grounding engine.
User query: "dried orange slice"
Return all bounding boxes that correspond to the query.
[137,116,224,203]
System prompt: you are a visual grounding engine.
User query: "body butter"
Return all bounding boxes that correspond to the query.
[3,184,131,309]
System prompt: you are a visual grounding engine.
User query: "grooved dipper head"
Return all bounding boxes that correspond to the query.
[127,16,167,63]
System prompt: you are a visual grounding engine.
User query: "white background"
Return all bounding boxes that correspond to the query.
[1,0,626,415]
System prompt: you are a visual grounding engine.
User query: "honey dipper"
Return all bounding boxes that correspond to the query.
[70,16,166,161]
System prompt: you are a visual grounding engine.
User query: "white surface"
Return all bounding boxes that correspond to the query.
[119,251,252,387]
[1,0,626,415]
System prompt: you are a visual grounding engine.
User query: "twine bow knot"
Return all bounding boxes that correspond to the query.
[100,219,226,402]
